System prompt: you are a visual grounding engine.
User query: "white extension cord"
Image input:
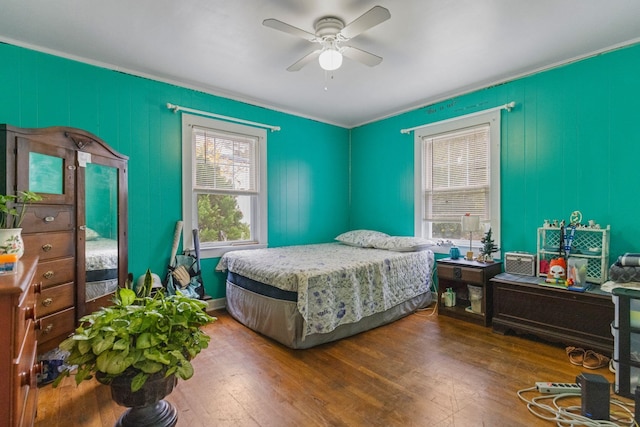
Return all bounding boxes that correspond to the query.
[517,385,636,426]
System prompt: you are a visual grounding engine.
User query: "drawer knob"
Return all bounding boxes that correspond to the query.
[43,270,54,280]
[42,297,53,307]
[42,243,53,252]
[44,216,55,223]
[25,305,36,321]
[42,323,54,335]
[453,267,462,279]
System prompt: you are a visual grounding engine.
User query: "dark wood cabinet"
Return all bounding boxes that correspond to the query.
[491,273,614,355]
[0,125,128,355]
[0,257,39,427]
[436,258,502,326]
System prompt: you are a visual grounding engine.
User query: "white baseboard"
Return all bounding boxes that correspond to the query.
[206,297,226,312]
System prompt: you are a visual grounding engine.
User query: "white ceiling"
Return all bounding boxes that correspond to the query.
[1,0,640,128]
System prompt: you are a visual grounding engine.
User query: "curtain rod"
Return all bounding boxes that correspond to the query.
[400,101,516,134]
[166,103,281,132]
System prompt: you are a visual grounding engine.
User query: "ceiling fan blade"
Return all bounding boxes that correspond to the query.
[340,6,390,39]
[263,18,317,41]
[286,49,322,72]
[342,46,383,67]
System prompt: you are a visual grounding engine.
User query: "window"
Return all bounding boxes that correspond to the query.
[182,114,267,258]
[414,110,501,255]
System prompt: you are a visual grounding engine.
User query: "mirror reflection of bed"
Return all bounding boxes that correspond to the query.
[85,228,119,301]
[84,162,119,302]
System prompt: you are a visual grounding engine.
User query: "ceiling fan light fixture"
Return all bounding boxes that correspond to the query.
[318,48,343,71]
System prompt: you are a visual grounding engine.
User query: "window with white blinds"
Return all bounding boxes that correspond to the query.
[193,127,257,194]
[424,125,490,222]
[182,114,267,258]
[414,110,501,254]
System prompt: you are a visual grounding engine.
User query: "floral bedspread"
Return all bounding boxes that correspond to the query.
[86,238,118,271]
[216,243,434,338]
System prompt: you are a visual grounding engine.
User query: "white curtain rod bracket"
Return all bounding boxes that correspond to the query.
[400,101,516,134]
[166,103,281,132]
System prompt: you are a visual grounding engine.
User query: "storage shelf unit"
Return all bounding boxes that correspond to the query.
[612,287,640,398]
[536,226,610,284]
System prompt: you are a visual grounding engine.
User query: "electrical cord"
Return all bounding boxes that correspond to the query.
[517,386,636,426]
[415,261,438,317]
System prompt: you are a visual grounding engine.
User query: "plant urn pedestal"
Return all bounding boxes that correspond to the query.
[103,371,178,427]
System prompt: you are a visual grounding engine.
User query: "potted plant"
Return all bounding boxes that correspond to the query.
[0,190,42,257]
[53,270,216,427]
[479,227,499,262]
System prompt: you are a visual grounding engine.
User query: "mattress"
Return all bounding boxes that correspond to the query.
[217,243,434,348]
[85,237,118,301]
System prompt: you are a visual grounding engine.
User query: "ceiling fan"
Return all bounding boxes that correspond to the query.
[263,5,391,72]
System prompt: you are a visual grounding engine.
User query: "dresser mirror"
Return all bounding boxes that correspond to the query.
[83,161,120,304]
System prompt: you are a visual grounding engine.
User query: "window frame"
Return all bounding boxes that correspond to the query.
[414,110,501,256]
[182,113,268,259]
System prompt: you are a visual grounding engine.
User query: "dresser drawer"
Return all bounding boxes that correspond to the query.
[14,284,37,359]
[35,257,74,288]
[437,263,484,283]
[37,306,75,347]
[37,282,74,318]
[23,231,74,260]
[13,319,37,427]
[22,205,74,233]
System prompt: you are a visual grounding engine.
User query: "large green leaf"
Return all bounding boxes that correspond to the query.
[118,288,136,306]
[136,332,163,349]
[91,333,115,355]
[131,372,149,392]
[176,360,194,380]
[97,351,131,375]
[134,359,164,374]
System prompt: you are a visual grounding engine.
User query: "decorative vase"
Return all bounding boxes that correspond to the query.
[103,371,178,427]
[0,228,24,258]
[449,246,460,260]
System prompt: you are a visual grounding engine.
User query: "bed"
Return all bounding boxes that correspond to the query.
[85,237,119,301]
[216,231,435,349]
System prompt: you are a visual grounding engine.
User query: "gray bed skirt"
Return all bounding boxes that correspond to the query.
[225,280,432,349]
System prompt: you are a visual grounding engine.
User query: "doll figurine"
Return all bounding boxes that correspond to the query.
[547,258,567,280]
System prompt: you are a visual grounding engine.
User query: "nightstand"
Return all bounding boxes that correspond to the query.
[436,257,502,326]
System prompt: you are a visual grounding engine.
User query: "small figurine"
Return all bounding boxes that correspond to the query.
[547,258,567,280]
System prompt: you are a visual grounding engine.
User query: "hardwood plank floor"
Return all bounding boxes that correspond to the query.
[35,306,629,426]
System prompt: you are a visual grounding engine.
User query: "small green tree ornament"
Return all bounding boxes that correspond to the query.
[480,228,499,262]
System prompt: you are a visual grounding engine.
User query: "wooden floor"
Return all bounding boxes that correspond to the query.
[35,305,628,427]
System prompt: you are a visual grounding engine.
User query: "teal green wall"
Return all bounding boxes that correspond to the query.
[0,42,350,298]
[351,43,640,263]
[3,40,639,298]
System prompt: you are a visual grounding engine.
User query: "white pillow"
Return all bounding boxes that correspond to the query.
[85,227,100,241]
[371,236,436,252]
[335,230,390,248]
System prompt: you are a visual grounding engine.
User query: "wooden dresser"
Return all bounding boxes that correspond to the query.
[0,257,40,427]
[23,201,76,354]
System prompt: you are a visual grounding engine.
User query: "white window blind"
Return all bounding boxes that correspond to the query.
[193,126,258,194]
[182,114,268,258]
[423,125,490,222]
